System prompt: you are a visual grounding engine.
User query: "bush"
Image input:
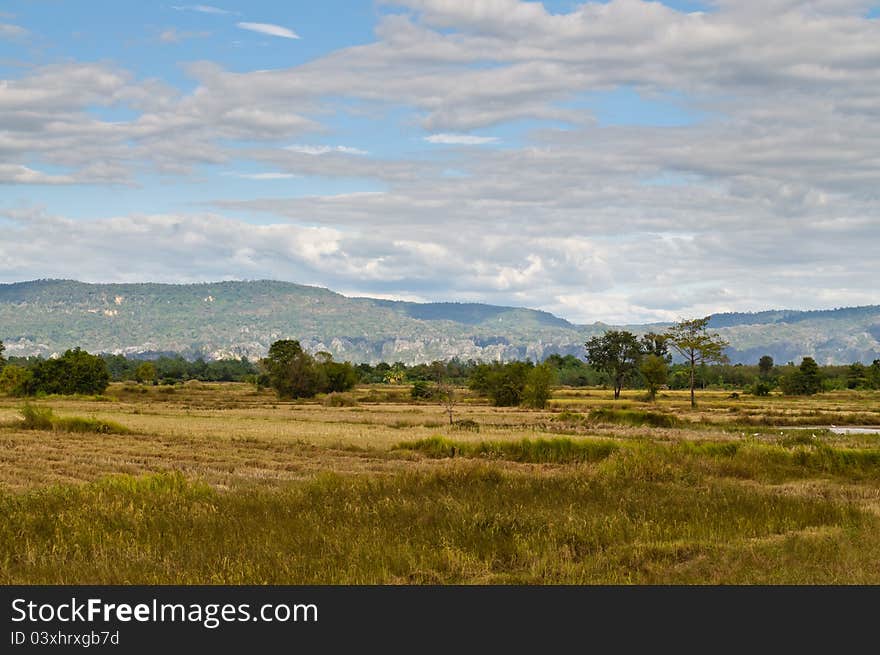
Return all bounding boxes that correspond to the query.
[751,381,772,396]
[452,419,480,432]
[588,407,680,428]
[395,436,618,463]
[553,410,587,424]
[322,392,359,407]
[18,404,55,430]
[410,381,435,400]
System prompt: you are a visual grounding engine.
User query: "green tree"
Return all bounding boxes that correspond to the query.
[0,339,5,369]
[846,362,868,389]
[135,362,157,384]
[319,358,358,393]
[780,356,822,395]
[665,317,729,408]
[758,355,774,379]
[584,330,643,400]
[799,357,822,395]
[869,360,880,390]
[641,332,671,363]
[468,362,533,407]
[640,354,668,402]
[260,340,320,399]
[383,363,407,384]
[26,348,110,396]
[0,364,31,396]
[521,363,556,409]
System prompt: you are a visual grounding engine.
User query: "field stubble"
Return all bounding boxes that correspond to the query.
[1,383,879,584]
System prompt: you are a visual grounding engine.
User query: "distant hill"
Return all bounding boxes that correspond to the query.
[1,279,878,365]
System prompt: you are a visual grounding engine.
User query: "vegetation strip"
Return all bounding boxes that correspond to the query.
[0,467,871,584]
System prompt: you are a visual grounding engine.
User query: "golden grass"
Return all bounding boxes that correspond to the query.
[1,382,878,584]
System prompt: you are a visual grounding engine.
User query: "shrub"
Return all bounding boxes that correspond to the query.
[395,436,618,463]
[553,410,587,424]
[452,419,480,432]
[19,404,55,430]
[588,407,680,428]
[323,392,359,407]
[410,381,435,400]
[751,381,772,396]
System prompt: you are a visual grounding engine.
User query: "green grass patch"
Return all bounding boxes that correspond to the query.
[396,435,619,464]
[588,407,680,428]
[17,404,131,435]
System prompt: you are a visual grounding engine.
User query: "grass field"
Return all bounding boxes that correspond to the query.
[1,382,879,583]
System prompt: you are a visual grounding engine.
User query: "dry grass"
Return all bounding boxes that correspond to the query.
[1,382,879,584]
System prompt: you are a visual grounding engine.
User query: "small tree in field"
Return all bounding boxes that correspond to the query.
[584,330,642,400]
[0,339,5,369]
[135,361,157,384]
[781,356,822,395]
[521,363,555,409]
[261,339,320,399]
[665,317,729,408]
[758,355,774,379]
[436,380,457,425]
[870,360,880,390]
[640,354,668,402]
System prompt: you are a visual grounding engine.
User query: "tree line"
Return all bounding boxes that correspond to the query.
[1,329,879,401]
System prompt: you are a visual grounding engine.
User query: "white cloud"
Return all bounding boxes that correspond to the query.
[236,22,300,39]
[222,171,298,180]
[172,5,236,15]
[158,28,210,43]
[284,145,368,155]
[3,1,880,320]
[0,23,27,39]
[424,133,499,145]
[0,164,75,185]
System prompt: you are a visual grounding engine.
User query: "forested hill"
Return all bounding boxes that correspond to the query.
[1,279,878,365]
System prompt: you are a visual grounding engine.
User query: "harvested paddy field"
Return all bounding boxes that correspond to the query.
[2,383,879,583]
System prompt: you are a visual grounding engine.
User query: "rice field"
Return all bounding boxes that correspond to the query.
[1,382,879,583]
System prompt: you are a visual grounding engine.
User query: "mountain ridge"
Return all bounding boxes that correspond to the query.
[1,279,878,365]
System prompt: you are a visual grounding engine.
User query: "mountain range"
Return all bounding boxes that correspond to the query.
[1,279,879,365]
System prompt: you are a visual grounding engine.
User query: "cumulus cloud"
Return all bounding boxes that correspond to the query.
[236,22,300,39]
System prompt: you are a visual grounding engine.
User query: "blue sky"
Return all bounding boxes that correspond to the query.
[1,1,709,219]
[1,1,879,323]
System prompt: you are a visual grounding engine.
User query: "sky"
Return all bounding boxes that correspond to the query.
[1,0,878,324]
